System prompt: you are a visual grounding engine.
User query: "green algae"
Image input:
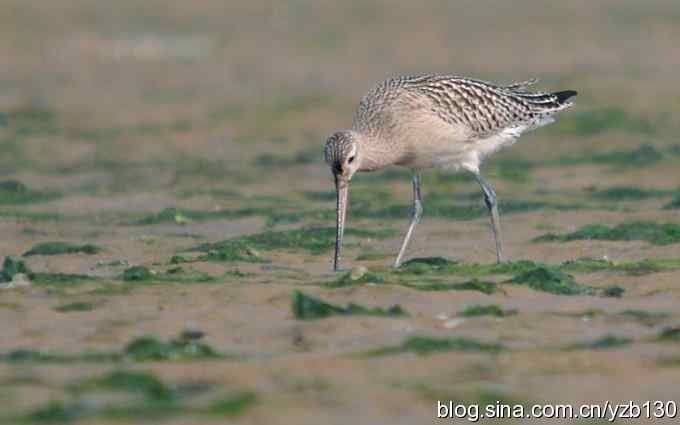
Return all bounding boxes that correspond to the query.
[0,332,227,364]
[399,257,540,277]
[121,266,213,284]
[26,401,85,423]
[0,210,63,221]
[18,371,257,423]
[657,327,680,343]
[357,199,584,222]
[618,310,670,327]
[602,286,625,298]
[72,370,173,401]
[0,180,60,205]
[534,221,680,245]
[53,302,95,313]
[5,104,57,136]
[400,256,457,272]
[0,349,117,364]
[123,334,221,361]
[192,226,394,262]
[507,266,594,295]
[561,257,680,275]
[589,186,674,201]
[122,266,154,281]
[366,336,504,356]
[1,256,93,285]
[291,290,407,320]
[460,304,515,317]
[664,197,680,209]
[31,273,93,285]
[208,392,257,416]
[0,256,31,282]
[23,241,102,257]
[403,279,498,295]
[568,335,633,350]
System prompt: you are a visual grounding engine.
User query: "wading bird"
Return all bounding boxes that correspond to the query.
[324,74,576,271]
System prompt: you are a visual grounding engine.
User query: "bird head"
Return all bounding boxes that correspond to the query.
[324,130,361,182]
[323,130,361,271]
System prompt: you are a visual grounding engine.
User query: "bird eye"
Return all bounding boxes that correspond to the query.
[348,156,355,164]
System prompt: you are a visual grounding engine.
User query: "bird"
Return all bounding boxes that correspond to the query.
[324,74,577,272]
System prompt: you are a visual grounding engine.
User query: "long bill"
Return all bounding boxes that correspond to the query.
[333,175,349,272]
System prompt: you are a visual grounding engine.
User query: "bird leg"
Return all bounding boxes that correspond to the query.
[474,173,506,263]
[393,174,423,268]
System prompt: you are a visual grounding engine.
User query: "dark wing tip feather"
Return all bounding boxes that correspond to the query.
[553,90,578,104]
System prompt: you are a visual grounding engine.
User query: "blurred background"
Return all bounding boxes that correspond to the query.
[1,1,679,424]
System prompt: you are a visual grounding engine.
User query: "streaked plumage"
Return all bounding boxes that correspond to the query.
[325,73,577,271]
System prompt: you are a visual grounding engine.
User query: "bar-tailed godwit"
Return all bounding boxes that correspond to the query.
[324,74,577,271]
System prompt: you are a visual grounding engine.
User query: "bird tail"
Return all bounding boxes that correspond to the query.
[552,90,578,105]
[514,89,577,114]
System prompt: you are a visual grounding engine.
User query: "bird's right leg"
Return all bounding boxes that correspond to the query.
[393,174,423,268]
[473,172,506,264]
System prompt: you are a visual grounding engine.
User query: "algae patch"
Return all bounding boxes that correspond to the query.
[54,302,95,313]
[123,333,221,361]
[403,279,498,295]
[23,241,102,257]
[657,327,680,343]
[366,336,504,356]
[568,335,633,350]
[0,180,60,205]
[208,392,257,416]
[1,256,94,286]
[0,332,228,364]
[72,370,173,401]
[507,266,594,295]
[460,304,516,317]
[560,257,680,276]
[0,256,31,283]
[534,221,680,245]
[291,290,407,320]
[664,197,680,210]
[589,186,675,201]
[19,370,257,423]
[192,226,394,262]
[618,310,670,327]
[121,266,214,284]
[399,257,540,277]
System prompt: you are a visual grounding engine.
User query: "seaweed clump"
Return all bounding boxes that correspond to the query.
[508,265,594,295]
[23,241,102,257]
[534,221,680,246]
[366,336,504,356]
[291,290,407,320]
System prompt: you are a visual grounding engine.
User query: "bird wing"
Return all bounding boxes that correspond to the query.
[401,74,576,138]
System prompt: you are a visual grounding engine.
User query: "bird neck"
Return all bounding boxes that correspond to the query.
[356,134,400,172]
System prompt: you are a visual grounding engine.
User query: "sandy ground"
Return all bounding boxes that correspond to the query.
[1,1,680,424]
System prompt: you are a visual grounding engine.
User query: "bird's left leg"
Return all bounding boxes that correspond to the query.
[393,174,423,268]
[474,172,506,264]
